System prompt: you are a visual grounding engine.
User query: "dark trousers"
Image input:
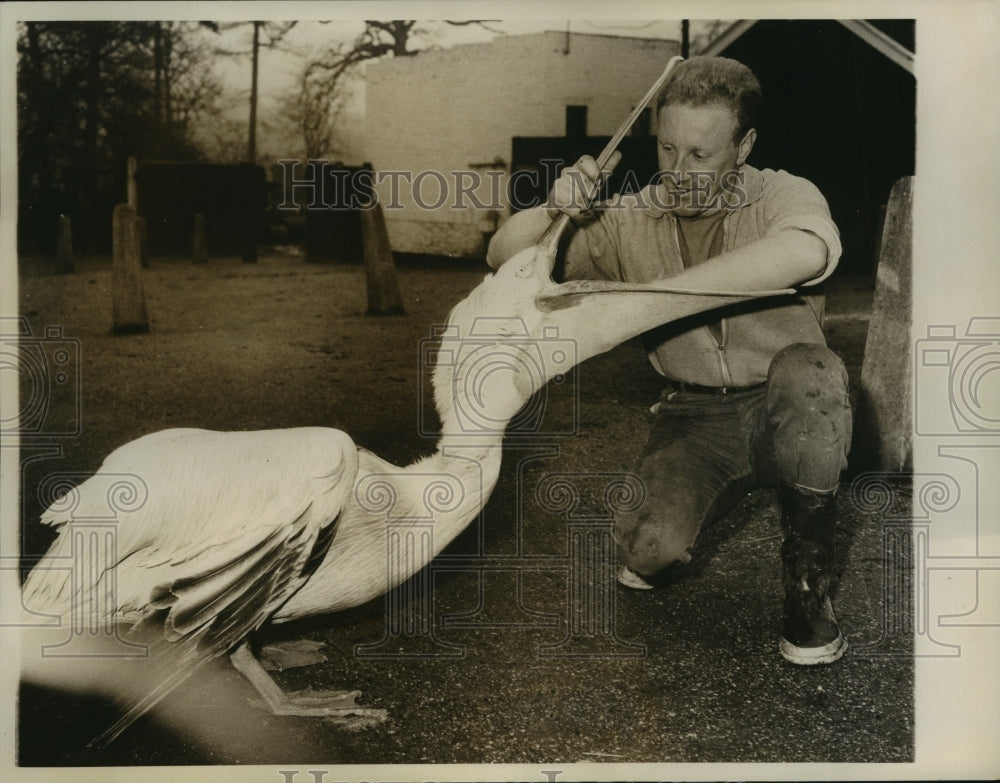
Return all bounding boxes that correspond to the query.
[615,343,853,575]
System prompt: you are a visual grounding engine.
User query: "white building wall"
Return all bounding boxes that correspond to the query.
[365,31,679,258]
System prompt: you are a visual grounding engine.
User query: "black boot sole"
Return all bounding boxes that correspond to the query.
[779,595,847,665]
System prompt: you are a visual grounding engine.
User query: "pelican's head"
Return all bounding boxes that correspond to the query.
[431,246,576,435]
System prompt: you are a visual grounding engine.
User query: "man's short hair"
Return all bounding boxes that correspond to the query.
[656,56,762,144]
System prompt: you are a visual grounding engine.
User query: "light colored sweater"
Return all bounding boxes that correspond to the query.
[487,165,842,387]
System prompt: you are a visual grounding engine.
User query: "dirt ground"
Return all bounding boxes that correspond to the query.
[13,248,912,768]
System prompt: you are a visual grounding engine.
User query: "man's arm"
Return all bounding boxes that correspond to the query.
[485,207,552,270]
[488,154,833,290]
[664,229,829,291]
[490,205,829,290]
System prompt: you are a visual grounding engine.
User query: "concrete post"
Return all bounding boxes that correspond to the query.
[126,156,138,208]
[360,202,405,315]
[857,176,913,471]
[55,214,74,275]
[192,213,208,264]
[112,204,150,335]
[137,215,150,269]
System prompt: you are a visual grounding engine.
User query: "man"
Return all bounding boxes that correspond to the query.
[487,56,852,665]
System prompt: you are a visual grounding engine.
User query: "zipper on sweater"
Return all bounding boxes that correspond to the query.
[717,318,733,386]
[670,214,735,387]
[716,213,734,387]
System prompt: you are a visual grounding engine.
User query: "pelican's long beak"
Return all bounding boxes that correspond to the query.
[531,280,797,378]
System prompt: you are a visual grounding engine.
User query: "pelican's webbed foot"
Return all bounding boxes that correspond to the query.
[259,639,328,671]
[230,642,388,727]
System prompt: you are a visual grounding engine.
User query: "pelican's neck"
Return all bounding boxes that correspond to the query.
[276,416,510,620]
[405,400,509,556]
[274,320,523,621]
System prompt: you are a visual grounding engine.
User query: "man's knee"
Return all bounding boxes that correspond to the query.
[615,499,697,575]
[766,343,852,489]
[769,343,848,396]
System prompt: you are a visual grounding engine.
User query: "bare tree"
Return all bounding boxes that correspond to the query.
[202,21,298,163]
[286,20,498,160]
[151,22,221,157]
[277,58,350,160]
[17,21,219,252]
[303,20,500,102]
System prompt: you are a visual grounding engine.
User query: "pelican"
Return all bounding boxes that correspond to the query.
[20,238,790,747]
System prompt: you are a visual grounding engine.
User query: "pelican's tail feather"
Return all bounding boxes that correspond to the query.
[86,628,211,748]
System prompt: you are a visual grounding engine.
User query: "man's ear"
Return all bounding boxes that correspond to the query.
[736,128,757,166]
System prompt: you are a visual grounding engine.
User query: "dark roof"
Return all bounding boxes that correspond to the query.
[702,19,914,73]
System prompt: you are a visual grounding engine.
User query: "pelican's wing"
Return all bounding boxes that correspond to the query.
[22,427,358,747]
[134,496,340,648]
[534,279,796,364]
[25,428,357,617]
[88,498,342,748]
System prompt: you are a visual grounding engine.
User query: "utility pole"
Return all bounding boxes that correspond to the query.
[248,20,260,163]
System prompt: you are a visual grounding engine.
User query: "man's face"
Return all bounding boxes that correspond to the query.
[655,101,755,217]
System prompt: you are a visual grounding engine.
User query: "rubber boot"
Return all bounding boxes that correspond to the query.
[777,482,847,665]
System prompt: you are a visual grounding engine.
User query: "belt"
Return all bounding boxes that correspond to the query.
[666,380,766,396]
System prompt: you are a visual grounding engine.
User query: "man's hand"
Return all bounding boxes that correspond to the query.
[546,151,622,218]
[486,151,623,270]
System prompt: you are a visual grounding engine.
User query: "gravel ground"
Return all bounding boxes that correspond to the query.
[14,249,911,769]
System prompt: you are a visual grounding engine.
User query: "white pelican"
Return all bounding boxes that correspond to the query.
[20,240,788,747]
